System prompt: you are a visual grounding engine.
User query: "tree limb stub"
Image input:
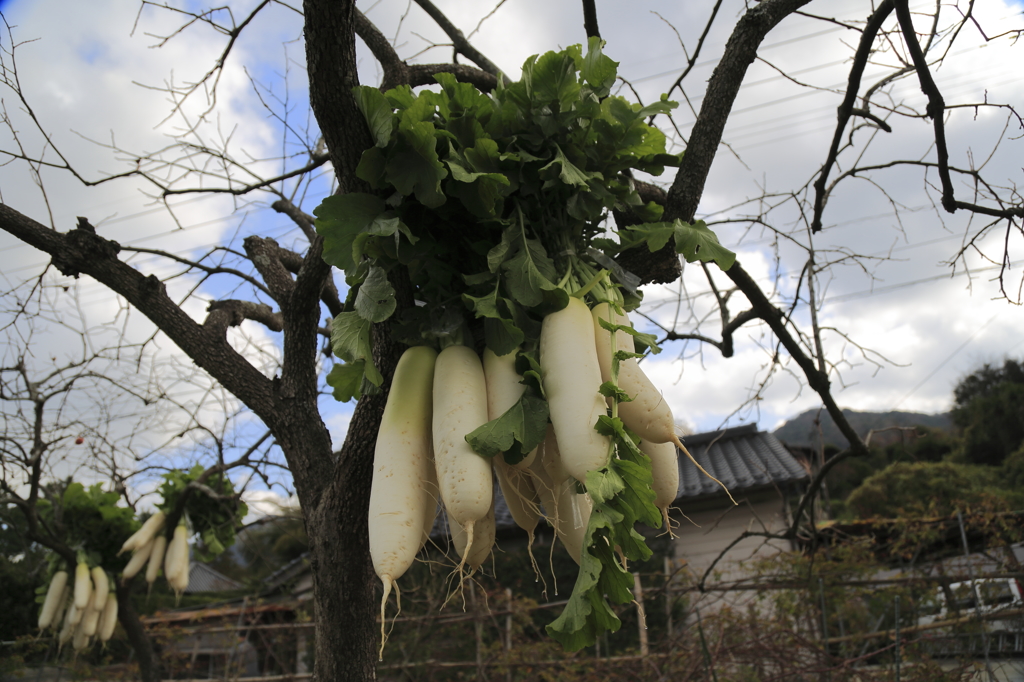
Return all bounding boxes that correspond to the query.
[205,300,283,334]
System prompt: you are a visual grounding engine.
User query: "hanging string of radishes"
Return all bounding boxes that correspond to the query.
[317,38,736,652]
[34,468,246,654]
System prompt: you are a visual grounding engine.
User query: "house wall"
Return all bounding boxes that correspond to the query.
[669,488,795,586]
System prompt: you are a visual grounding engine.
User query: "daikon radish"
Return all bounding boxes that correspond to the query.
[72,618,90,652]
[482,347,537,469]
[66,601,82,627]
[90,567,108,612]
[493,455,541,536]
[51,586,70,632]
[165,523,190,600]
[639,438,681,529]
[592,301,675,444]
[81,604,101,637]
[58,604,76,650]
[73,561,92,611]
[145,535,167,590]
[368,346,438,660]
[369,347,437,586]
[121,539,153,582]
[539,425,571,488]
[540,297,611,483]
[118,511,165,556]
[38,570,68,631]
[432,344,492,568]
[168,560,190,599]
[98,593,118,643]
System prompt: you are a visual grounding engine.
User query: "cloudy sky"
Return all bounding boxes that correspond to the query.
[1,0,1023,504]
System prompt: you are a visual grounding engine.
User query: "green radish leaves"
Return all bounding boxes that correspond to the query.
[622,219,737,272]
[547,417,661,651]
[465,392,549,465]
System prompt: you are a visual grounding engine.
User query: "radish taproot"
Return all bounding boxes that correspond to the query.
[38,570,68,631]
[450,498,495,572]
[121,539,153,582]
[73,561,92,611]
[145,535,167,590]
[539,424,571,488]
[90,567,108,612]
[529,452,592,565]
[639,438,680,532]
[165,522,190,600]
[432,344,492,569]
[540,297,611,483]
[493,455,541,537]
[592,302,675,444]
[80,603,102,637]
[368,346,438,623]
[368,346,439,659]
[98,593,118,643]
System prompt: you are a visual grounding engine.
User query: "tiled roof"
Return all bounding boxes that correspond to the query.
[675,424,808,499]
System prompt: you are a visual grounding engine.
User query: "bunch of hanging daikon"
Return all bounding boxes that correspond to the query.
[37,560,117,653]
[316,39,736,652]
[118,511,191,599]
[365,279,731,655]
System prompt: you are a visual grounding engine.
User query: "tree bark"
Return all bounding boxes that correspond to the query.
[116,580,160,682]
[302,1,396,678]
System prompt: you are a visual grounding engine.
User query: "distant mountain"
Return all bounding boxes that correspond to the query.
[773,408,953,450]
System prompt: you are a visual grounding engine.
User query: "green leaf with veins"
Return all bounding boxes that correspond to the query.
[548,413,661,649]
[487,227,515,273]
[331,312,382,386]
[386,120,448,208]
[353,86,394,147]
[581,37,618,96]
[314,193,385,272]
[465,392,549,462]
[620,221,675,254]
[503,235,558,307]
[529,49,581,110]
[326,361,364,403]
[674,219,736,271]
[446,159,510,218]
[599,381,633,403]
[354,265,396,323]
[540,144,593,189]
[462,289,524,356]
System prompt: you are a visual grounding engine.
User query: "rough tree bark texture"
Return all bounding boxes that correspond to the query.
[116,581,160,682]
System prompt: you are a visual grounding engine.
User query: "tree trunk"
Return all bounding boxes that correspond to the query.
[116,581,160,682]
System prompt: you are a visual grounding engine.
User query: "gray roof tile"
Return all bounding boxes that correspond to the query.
[676,424,808,499]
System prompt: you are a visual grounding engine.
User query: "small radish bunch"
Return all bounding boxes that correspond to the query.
[38,558,118,654]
